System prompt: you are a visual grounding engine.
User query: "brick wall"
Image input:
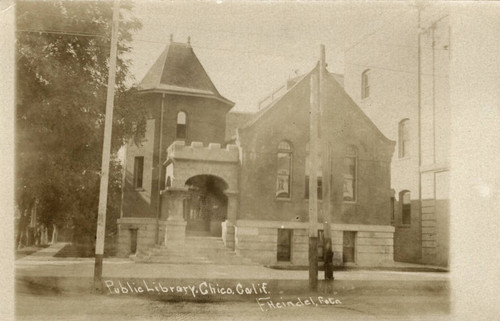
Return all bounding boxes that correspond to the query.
[237,71,394,227]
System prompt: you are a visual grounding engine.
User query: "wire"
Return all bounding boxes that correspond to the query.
[17,28,108,39]
[345,62,449,78]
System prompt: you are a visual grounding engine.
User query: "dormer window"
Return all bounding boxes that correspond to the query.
[361,69,370,99]
[399,119,410,158]
[176,111,187,139]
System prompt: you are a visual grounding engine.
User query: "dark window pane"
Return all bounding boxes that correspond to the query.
[134,157,144,189]
[277,229,292,261]
[176,124,186,139]
[402,192,411,225]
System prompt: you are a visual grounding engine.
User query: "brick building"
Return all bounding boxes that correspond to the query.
[343,8,450,266]
[118,38,396,267]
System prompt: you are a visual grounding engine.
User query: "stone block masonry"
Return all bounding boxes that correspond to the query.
[233,220,395,267]
[117,218,158,257]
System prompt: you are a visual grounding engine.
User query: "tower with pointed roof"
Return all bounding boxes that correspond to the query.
[117,37,234,256]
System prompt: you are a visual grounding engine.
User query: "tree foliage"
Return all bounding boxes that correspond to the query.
[16,1,145,249]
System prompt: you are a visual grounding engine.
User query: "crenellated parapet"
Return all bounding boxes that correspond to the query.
[167,141,239,163]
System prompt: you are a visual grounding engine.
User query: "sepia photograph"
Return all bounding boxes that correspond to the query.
[2,0,499,320]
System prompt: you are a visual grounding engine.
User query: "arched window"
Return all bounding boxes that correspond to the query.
[276,141,292,199]
[361,69,370,99]
[399,119,410,158]
[343,145,357,202]
[176,111,187,139]
[401,191,411,225]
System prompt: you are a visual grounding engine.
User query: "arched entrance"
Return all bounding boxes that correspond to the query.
[184,175,228,236]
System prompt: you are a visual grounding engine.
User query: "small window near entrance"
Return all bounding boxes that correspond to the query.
[134,157,144,189]
[277,229,292,262]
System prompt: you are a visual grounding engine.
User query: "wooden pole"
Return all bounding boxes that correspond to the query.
[308,71,319,291]
[319,45,334,280]
[93,0,120,293]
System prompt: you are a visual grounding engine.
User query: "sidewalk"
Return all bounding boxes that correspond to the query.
[16,243,450,298]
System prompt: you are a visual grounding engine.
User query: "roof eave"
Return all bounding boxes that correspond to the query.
[136,88,235,107]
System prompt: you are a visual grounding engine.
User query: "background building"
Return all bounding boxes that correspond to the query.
[343,6,450,266]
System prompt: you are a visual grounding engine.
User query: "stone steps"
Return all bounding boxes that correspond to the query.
[133,236,257,265]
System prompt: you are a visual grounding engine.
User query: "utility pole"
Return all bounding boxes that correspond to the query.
[308,70,320,291]
[319,45,334,280]
[416,1,423,263]
[93,0,120,292]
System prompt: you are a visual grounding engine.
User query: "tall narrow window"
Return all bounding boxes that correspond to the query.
[305,142,322,199]
[401,191,411,225]
[176,111,187,139]
[276,141,292,199]
[343,145,357,202]
[134,156,144,189]
[399,119,410,158]
[361,69,370,99]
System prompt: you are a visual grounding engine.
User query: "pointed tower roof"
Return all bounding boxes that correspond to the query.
[138,39,234,106]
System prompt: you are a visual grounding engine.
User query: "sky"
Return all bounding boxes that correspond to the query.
[128,1,416,113]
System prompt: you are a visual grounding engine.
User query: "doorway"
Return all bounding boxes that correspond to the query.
[184,175,228,236]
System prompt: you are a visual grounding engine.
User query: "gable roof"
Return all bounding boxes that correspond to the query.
[137,41,234,106]
[238,65,393,145]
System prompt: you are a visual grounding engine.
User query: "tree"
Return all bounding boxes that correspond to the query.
[15,1,145,252]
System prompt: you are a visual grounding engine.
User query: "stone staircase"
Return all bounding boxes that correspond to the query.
[132,236,256,265]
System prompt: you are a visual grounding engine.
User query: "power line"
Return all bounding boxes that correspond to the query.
[17,28,108,39]
[345,62,449,78]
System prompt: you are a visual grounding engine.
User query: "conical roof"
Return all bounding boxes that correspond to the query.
[138,41,233,106]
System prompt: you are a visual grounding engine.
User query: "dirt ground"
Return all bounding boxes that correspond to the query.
[15,279,451,321]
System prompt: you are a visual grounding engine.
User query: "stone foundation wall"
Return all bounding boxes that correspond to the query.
[234,220,395,267]
[116,218,158,257]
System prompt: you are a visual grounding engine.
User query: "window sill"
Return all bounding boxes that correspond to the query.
[398,224,412,228]
[275,198,292,202]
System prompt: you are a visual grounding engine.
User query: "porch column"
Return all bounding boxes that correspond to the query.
[161,187,189,246]
[222,191,238,250]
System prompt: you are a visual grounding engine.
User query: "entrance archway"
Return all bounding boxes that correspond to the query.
[184,175,228,236]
